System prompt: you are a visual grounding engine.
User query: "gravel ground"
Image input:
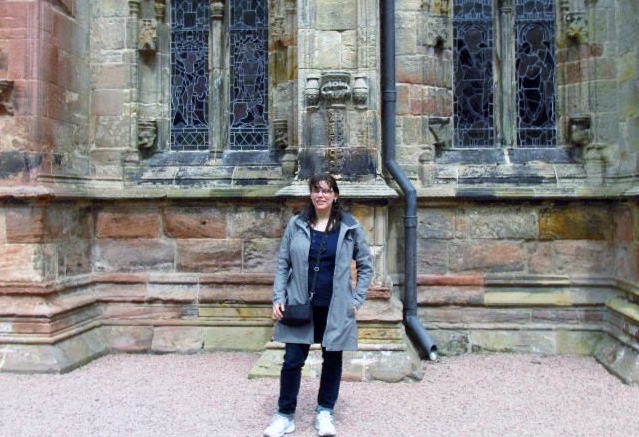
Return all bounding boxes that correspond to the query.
[0,352,637,437]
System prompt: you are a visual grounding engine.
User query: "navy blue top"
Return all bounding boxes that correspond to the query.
[308,228,339,307]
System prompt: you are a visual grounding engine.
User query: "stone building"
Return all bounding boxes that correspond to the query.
[1,0,639,383]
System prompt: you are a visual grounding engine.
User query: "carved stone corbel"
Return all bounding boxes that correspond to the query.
[138,19,158,53]
[560,0,588,43]
[273,119,289,151]
[352,76,369,109]
[428,116,452,150]
[138,119,158,154]
[304,76,321,109]
[128,0,141,17]
[154,0,166,22]
[211,1,225,20]
[320,72,351,108]
[423,15,450,49]
[568,115,592,147]
[0,80,14,116]
[565,12,588,43]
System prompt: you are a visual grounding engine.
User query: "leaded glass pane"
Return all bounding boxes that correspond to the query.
[515,0,556,147]
[170,0,210,151]
[453,0,494,148]
[229,0,268,149]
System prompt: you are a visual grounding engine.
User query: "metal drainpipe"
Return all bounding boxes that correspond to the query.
[381,0,438,361]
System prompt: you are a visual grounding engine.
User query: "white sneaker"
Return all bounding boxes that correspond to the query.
[263,414,295,437]
[315,410,336,436]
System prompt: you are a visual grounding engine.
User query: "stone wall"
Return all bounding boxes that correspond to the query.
[1,1,639,383]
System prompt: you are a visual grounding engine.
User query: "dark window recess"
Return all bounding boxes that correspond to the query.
[170,0,210,151]
[229,0,269,150]
[515,0,556,147]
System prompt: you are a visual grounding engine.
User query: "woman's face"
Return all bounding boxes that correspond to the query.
[310,180,337,214]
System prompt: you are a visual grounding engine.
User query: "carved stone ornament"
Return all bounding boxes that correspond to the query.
[305,76,321,109]
[0,80,14,116]
[565,12,588,43]
[424,15,449,48]
[138,119,158,151]
[138,19,158,52]
[320,72,351,108]
[568,115,592,147]
[270,16,286,43]
[154,0,167,22]
[560,0,588,43]
[428,116,452,149]
[352,76,369,109]
[273,119,289,151]
[211,1,225,20]
[128,0,141,17]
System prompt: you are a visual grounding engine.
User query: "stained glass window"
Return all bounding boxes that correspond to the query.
[453,0,494,148]
[515,0,556,147]
[229,0,269,149]
[170,0,210,151]
[452,0,556,149]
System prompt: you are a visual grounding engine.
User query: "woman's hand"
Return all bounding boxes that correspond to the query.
[272,303,285,321]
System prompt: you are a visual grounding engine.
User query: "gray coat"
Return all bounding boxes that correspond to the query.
[272,212,373,351]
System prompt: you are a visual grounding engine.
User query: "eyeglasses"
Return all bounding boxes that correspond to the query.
[311,187,334,195]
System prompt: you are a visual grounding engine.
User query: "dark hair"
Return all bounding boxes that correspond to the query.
[301,173,342,231]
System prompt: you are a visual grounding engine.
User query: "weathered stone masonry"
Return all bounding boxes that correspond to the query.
[2,0,639,384]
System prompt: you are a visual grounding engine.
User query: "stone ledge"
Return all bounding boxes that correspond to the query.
[249,338,423,383]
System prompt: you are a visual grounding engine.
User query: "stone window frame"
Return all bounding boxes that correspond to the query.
[452,0,558,151]
[168,0,270,159]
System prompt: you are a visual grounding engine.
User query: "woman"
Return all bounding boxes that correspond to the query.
[263,174,373,437]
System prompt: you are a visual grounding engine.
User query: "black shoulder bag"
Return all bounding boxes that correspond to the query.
[280,228,328,326]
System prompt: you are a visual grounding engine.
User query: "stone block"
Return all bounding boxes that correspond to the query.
[152,327,206,353]
[428,329,470,356]
[163,206,226,239]
[556,330,602,355]
[203,326,273,351]
[0,244,40,281]
[227,206,282,238]
[467,208,538,239]
[176,239,242,273]
[314,31,342,68]
[449,241,526,273]
[417,238,449,275]
[463,307,532,324]
[316,0,357,31]
[250,342,422,382]
[105,325,154,352]
[417,209,455,239]
[470,330,557,355]
[594,334,639,385]
[96,208,160,239]
[5,206,45,243]
[528,242,553,274]
[91,89,126,116]
[485,290,572,307]
[539,203,613,240]
[0,328,108,373]
[418,285,484,306]
[94,239,174,272]
[553,240,614,276]
[146,282,198,302]
[243,238,280,273]
[93,116,130,149]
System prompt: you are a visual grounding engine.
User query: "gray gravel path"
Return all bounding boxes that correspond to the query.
[0,352,637,437]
